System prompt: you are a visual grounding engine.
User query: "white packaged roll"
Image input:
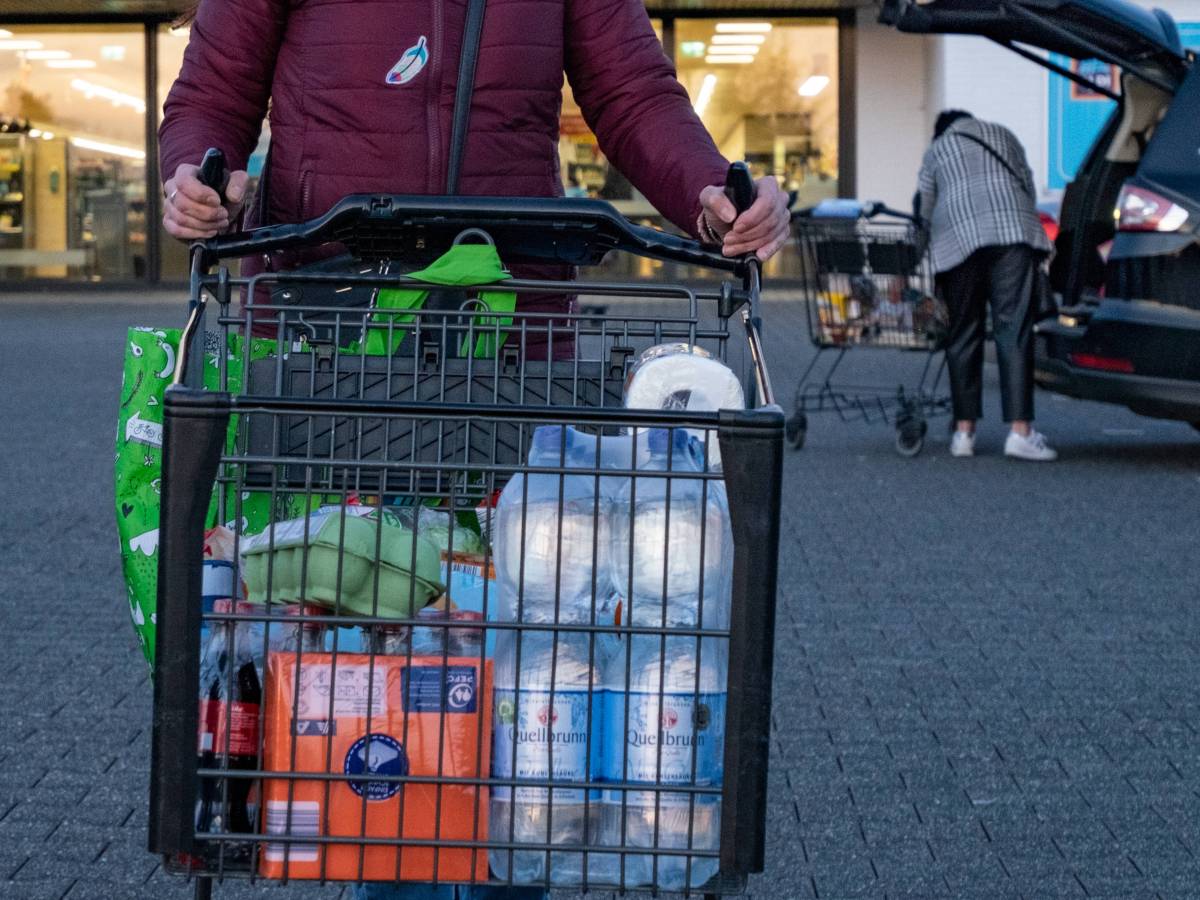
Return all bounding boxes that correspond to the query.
[623,344,744,470]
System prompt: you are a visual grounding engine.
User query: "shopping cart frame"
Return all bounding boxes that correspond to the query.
[148,195,785,899]
[787,201,951,457]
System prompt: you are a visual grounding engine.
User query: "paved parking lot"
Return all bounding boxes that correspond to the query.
[2,290,1199,899]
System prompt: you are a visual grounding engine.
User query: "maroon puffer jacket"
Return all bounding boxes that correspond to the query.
[161,0,728,242]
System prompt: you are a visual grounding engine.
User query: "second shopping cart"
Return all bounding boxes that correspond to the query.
[787,200,951,457]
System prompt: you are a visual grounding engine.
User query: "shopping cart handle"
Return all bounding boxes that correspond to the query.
[196,147,229,205]
[195,194,748,274]
[793,198,918,223]
[724,162,756,216]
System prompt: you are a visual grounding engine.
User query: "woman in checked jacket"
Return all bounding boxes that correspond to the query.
[917,110,1057,462]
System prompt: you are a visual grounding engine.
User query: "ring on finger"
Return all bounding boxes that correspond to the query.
[168,189,179,205]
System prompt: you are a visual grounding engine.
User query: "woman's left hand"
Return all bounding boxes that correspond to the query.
[698,176,791,261]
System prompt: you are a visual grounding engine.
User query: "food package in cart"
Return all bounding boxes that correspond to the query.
[201,526,238,643]
[239,505,445,618]
[260,651,493,882]
[441,550,499,656]
[623,343,744,471]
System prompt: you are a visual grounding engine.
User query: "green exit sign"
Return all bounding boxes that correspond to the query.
[680,41,706,58]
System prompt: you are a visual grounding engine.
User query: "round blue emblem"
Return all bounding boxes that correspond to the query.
[344,733,408,801]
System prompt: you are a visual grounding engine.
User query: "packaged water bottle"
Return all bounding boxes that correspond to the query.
[601,634,727,890]
[611,428,732,630]
[495,426,612,624]
[271,603,329,654]
[490,629,603,885]
[196,600,265,856]
[449,610,484,658]
[411,606,449,656]
[365,624,410,657]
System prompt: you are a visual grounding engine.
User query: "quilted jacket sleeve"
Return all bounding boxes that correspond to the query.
[564,0,729,237]
[159,0,285,184]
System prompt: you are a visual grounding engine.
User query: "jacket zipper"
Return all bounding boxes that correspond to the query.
[427,0,443,193]
[300,169,313,220]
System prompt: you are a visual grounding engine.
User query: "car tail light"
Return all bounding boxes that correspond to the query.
[1116,186,1189,232]
[1069,352,1134,374]
[1039,211,1059,243]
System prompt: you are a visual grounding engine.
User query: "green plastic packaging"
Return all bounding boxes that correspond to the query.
[240,508,445,618]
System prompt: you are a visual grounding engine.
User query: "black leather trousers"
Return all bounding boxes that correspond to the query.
[936,244,1036,422]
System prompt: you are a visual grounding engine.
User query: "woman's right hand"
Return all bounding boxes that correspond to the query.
[162,162,250,240]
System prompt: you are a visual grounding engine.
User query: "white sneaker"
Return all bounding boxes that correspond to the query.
[1005,428,1058,461]
[950,430,975,457]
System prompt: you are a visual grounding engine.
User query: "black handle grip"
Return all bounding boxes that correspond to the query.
[197,147,229,205]
[196,194,748,274]
[724,162,756,216]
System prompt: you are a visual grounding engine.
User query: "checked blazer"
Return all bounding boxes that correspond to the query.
[916,117,1052,274]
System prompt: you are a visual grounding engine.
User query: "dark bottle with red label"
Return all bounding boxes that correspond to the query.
[196,599,263,860]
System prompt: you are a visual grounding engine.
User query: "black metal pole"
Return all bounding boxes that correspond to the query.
[149,387,231,857]
[717,408,784,874]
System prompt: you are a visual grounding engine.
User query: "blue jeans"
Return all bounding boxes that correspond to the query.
[352,885,546,900]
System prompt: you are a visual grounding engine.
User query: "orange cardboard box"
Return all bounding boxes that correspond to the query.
[260,651,493,882]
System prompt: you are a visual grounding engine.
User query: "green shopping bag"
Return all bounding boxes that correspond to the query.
[360,242,517,358]
[115,329,276,672]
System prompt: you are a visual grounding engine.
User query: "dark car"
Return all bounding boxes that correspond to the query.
[880,0,1200,429]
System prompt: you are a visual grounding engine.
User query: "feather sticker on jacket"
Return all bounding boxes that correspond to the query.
[386,36,428,85]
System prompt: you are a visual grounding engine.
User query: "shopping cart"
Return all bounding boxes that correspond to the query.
[786,200,951,457]
[149,191,784,899]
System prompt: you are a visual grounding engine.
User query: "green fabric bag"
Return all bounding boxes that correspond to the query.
[361,243,516,358]
[115,329,277,672]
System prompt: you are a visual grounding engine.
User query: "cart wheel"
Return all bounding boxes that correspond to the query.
[895,419,927,457]
[786,413,807,450]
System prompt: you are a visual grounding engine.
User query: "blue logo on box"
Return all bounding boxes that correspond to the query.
[344,734,408,801]
[402,666,477,714]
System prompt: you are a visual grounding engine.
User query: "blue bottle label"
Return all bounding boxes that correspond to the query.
[600,690,725,807]
[492,688,602,803]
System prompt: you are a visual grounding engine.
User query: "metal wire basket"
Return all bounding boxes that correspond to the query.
[785,202,950,457]
[149,195,784,898]
[794,213,945,351]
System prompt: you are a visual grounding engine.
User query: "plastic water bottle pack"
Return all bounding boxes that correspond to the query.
[490,424,732,890]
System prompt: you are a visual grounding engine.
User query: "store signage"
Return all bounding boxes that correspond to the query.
[1048,24,1200,189]
[1069,59,1117,100]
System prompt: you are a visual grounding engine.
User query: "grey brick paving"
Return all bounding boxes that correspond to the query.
[3,289,1200,899]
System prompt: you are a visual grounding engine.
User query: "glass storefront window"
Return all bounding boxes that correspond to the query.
[158,24,189,280]
[0,26,146,280]
[676,18,840,208]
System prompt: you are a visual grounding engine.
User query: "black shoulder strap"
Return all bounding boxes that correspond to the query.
[951,130,1033,199]
[446,0,487,195]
